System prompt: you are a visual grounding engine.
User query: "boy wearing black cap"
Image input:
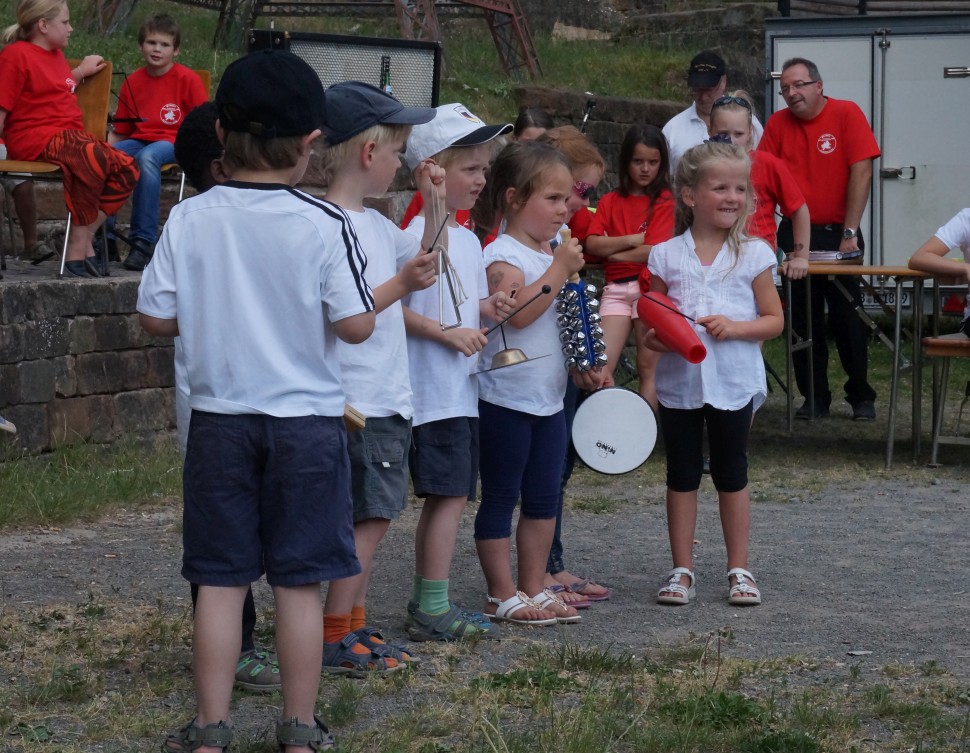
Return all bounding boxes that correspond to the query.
[138,50,375,753]
[663,50,763,171]
[315,80,440,672]
[401,104,514,641]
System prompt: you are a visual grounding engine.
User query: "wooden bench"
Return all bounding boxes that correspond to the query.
[922,331,970,465]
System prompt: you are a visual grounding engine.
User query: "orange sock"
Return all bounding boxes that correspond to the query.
[350,605,366,632]
[324,614,380,659]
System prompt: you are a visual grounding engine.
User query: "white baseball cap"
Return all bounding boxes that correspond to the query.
[406,103,512,169]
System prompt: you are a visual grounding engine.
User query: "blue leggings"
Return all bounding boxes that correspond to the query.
[474,400,566,540]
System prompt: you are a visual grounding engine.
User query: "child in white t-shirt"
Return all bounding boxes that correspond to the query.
[402,103,514,641]
[316,80,440,672]
[910,208,970,337]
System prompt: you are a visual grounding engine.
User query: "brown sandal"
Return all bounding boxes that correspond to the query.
[162,719,232,752]
[276,715,335,751]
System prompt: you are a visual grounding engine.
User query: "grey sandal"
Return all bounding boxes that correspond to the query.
[321,631,400,677]
[276,715,335,751]
[407,602,499,642]
[162,719,232,753]
[354,626,420,665]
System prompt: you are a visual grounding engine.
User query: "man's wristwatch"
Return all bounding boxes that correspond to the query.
[842,227,858,240]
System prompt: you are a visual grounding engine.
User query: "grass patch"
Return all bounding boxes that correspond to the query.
[0,435,182,528]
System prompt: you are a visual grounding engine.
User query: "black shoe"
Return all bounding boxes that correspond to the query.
[63,260,91,277]
[852,400,876,422]
[84,256,102,277]
[795,400,830,420]
[123,240,154,272]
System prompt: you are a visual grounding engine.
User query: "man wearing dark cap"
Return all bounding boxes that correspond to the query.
[138,49,376,753]
[663,50,764,171]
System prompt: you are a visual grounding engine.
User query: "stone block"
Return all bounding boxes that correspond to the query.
[15,359,56,403]
[115,281,140,312]
[0,363,19,407]
[94,315,140,351]
[52,355,77,398]
[0,403,49,458]
[145,346,175,388]
[76,281,124,315]
[68,316,97,354]
[75,351,124,394]
[118,350,150,391]
[0,323,25,364]
[47,394,119,447]
[31,281,80,319]
[22,318,70,360]
[0,282,34,324]
[115,388,172,434]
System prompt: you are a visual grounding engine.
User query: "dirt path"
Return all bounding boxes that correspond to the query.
[3,465,968,681]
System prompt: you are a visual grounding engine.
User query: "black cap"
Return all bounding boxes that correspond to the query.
[216,50,326,138]
[687,51,726,88]
[322,81,436,146]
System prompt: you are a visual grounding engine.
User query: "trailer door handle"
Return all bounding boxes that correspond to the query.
[944,67,970,78]
[880,166,916,180]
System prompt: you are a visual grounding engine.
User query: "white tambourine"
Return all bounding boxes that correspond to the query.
[571,387,657,474]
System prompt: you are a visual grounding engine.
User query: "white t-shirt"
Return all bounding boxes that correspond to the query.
[663,102,764,173]
[647,230,776,411]
[479,234,566,416]
[403,216,489,426]
[336,207,417,419]
[138,181,374,417]
[933,207,970,322]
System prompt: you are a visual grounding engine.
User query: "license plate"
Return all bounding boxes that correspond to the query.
[862,290,911,308]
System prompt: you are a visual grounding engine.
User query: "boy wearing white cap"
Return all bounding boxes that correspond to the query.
[401,104,514,641]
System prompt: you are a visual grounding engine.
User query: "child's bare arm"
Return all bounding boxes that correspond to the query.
[402,306,487,356]
[139,314,178,337]
[414,159,447,251]
[696,269,784,342]
[333,311,376,344]
[71,56,106,83]
[372,253,437,314]
[584,232,646,259]
[910,235,970,284]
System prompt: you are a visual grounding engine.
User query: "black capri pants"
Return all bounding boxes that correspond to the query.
[658,401,754,493]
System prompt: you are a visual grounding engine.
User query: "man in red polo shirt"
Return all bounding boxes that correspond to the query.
[759,57,881,421]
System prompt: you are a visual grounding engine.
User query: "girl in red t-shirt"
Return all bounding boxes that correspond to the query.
[0,0,137,277]
[585,124,675,407]
[708,91,810,281]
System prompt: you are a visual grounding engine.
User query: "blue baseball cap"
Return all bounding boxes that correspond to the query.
[322,81,436,146]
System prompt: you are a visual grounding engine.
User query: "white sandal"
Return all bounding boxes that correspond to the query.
[727,567,762,606]
[657,567,696,605]
[533,590,581,624]
[486,592,558,626]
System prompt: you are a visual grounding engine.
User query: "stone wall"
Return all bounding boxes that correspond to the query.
[0,278,175,459]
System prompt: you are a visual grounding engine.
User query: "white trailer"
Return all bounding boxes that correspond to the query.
[764,14,970,269]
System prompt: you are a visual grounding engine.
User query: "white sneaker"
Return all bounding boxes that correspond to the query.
[0,415,16,435]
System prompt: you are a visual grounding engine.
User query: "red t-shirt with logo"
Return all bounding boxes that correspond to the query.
[586,189,675,283]
[748,150,805,248]
[0,41,84,160]
[757,97,880,226]
[113,65,207,144]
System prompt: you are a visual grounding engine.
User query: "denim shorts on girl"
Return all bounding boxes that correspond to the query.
[599,279,642,318]
[347,414,412,522]
[409,416,479,501]
[182,411,361,588]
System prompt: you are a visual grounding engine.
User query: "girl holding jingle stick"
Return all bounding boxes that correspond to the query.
[643,141,783,608]
[475,140,604,626]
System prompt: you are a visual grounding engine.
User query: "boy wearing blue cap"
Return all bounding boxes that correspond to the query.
[318,80,440,673]
[138,50,375,753]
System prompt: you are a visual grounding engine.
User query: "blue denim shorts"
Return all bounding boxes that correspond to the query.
[182,411,361,588]
[409,416,479,501]
[347,414,411,522]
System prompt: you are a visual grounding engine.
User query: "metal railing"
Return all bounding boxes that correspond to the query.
[778,0,970,15]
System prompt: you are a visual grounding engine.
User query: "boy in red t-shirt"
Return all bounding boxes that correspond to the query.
[107,14,207,271]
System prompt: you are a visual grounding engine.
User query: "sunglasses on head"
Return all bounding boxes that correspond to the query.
[573,180,595,200]
[712,95,751,110]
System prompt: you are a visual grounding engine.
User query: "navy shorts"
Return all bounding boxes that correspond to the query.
[409,416,479,501]
[182,411,361,588]
[348,414,411,522]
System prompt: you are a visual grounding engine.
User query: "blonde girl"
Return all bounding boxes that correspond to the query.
[585,124,676,407]
[474,140,602,626]
[708,90,810,280]
[644,141,783,607]
[0,0,137,277]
